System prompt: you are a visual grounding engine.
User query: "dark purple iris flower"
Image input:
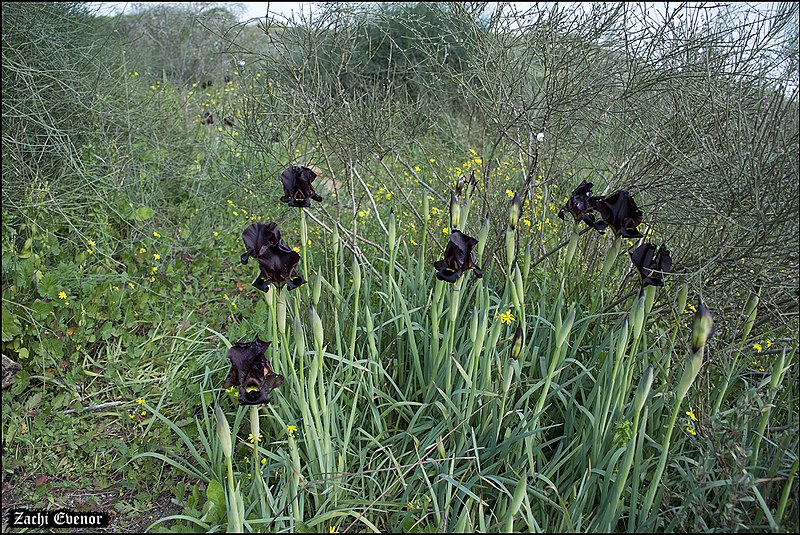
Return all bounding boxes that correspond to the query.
[434,230,483,283]
[280,166,323,208]
[241,222,305,291]
[630,242,673,287]
[593,190,644,238]
[558,180,608,232]
[223,338,284,405]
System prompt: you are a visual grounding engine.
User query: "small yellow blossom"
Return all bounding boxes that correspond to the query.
[500,310,515,324]
[233,211,239,216]
[223,294,229,300]
[248,433,263,443]
[140,411,147,416]
[686,409,697,422]
[287,425,298,437]
[261,458,266,465]
[58,291,67,300]
[766,339,772,349]
[128,282,135,289]
[86,248,94,254]
[213,231,219,237]
[136,398,145,405]
[505,189,514,198]
[88,240,96,247]
[153,253,160,260]
[226,386,236,394]
[149,276,155,283]
[293,246,300,253]
[686,426,697,436]
[139,247,147,254]
[753,343,763,352]
[153,231,161,238]
[129,414,135,420]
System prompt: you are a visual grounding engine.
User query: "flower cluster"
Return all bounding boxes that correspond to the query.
[559,180,674,288]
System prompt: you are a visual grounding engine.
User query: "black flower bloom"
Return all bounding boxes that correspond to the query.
[241,222,306,291]
[280,166,323,208]
[434,230,483,283]
[593,190,643,238]
[558,181,608,232]
[630,242,673,287]
[223,338,284,405]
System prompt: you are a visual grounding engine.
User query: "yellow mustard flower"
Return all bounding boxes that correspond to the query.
[153,253,160,260]
[58,291,67,300]
[136,398,145,405]
[153,231,161,238]
[686,426,697,436]
[88,240,96,247]
[753,343,763,353]
[500,310,515,324]
[686,409,697,422]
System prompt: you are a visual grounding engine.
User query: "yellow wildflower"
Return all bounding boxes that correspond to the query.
[58,291,67,300]
[500,310,515,324]
[686,409,697,422]
[686,426,696,436]
[753,343,763,353]
[153,253,160,260]
[153,231,161,238]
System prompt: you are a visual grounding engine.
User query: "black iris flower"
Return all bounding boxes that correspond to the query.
[593,190,644,238]
[630,242,673,287]
[280,166,323,208]
[558,180,608,232]
[223,338,284,405]
[434,230,483,283]
[241,222,305,291]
